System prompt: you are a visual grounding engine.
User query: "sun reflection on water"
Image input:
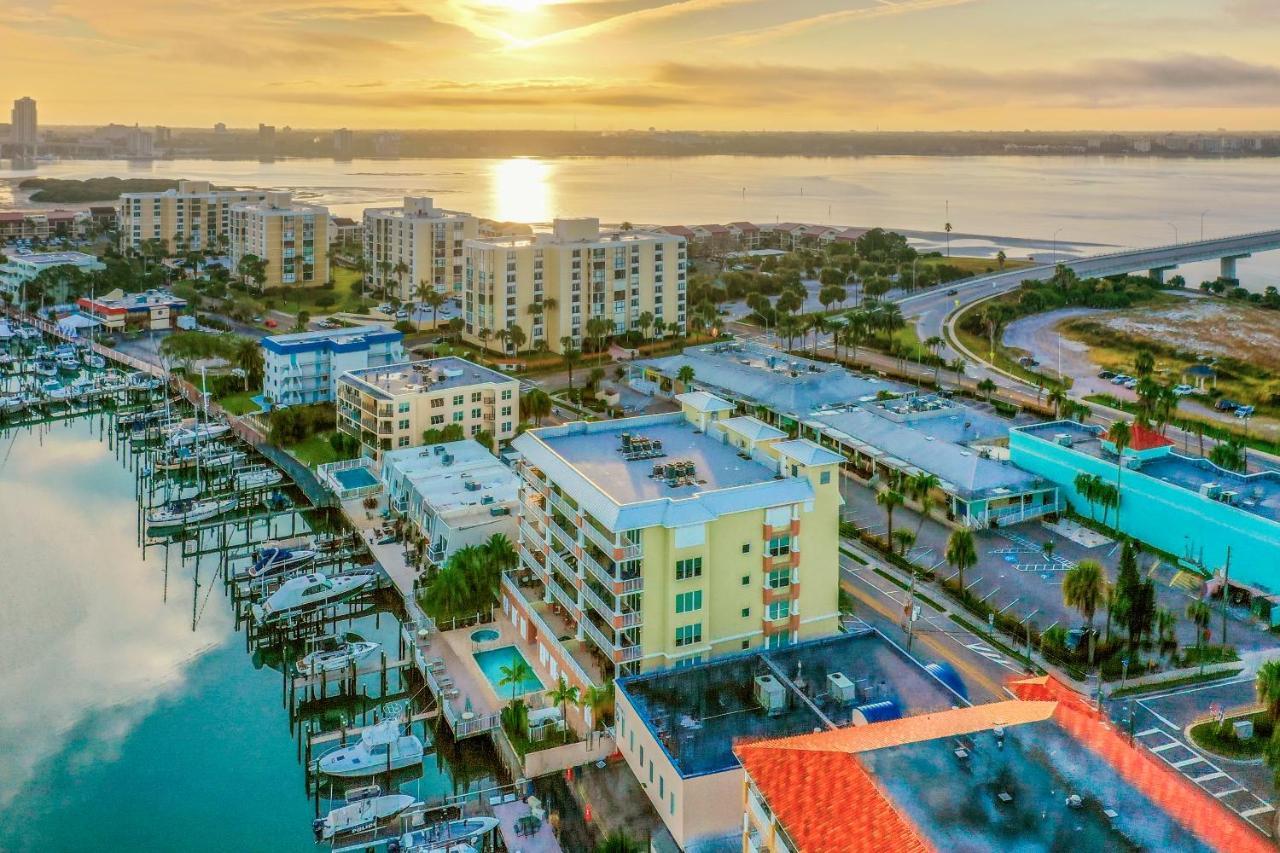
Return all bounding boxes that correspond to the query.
[490,158,553,224]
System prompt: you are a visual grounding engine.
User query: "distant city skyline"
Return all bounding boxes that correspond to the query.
[5,0,1280,131]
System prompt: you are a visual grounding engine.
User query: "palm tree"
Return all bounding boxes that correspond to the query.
[581,681,613,747]
[949,358,966,386]
[392,259,410,298]
[585,316,611,364]
[924,335,944,382]
[560,337,582,391]
[233,336,264,390]
[507,324,527,356]
[892,527,916,557]
[908,472,940,536]
[977,378,997,402]
[1047,387,1066,419]
[1209,439,1245,472]
[876,488,904,550]
[1109,420,1132,528]
[996,250,1007,270]
[546,674,581,742]
[637,311,654,342]
[1257,660,1280,723]
[1074,472,1098,520]
[422,288,446,334]
[1062,559,1106,665]
[676,364,695,390]
[498,660,535,704]
[523,388,553,425]
[807,313,827,357]
[1186,599,1212,674]
[945,528,978,596]
[420,564,473,622]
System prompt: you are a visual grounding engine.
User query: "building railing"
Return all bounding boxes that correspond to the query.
[579,519,616,554]
[501,574,598,689]
[518,519,543,548]
[521,498,549,527]
[517,543,546,579]
[579,582,614,623]
[579,615,616,658]
[547,517,577,552]
[545,575,580,619]
[547,549,578,588]
[548,491,577,518]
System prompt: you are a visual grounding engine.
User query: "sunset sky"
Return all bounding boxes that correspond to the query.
[7,0,1280,131]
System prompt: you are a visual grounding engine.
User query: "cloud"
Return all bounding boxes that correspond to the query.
[264,77,697,110]
[723,0,981,45]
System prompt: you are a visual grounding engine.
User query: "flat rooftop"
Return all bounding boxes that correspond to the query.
[539,417,778,505]
[1017,421,1280,523]
[637,341,911,419]
[382,441,519,524]
[341,356,512,400]
[618,629,964,779]
[5,251,101,267]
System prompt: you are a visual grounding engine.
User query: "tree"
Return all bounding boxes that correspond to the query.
[892,527,916,557]
[924,335,944,382]
[1047,387,1066,419]
[581,681,613,747]
[1109,421,1132,528]
[637,311,654,342]
[560,337,582,391]
[546,674,581,742]
[979,304,1009,359]
[586,316,612,363]
[945,528,977,595]
[474,429,494,450]
[949,358,966,386]
[908,472,940,536]
[996,250,1007,270]
[1186,599,1212,674]
[1134,349,1155,378]
[422,288,446,334]
[977,378,997,402]
[1209,440,1245,472]
[506,323,527,355]
[498,660,535,704]
[523,388,553,425]
[1062,559,1105,665]
[876,488,904,550]
[294,310,310,332]
[233,336,264,389]
[1256,660,1280,723]
[676,364,695,389]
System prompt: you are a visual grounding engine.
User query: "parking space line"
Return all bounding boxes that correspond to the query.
[1242,805,1276,819]
[1172,756,1206,768]
[1214,787,1247,799]
[1192,771,1227,783]
[1150,741,1183,753]
[1134,727,1164,737]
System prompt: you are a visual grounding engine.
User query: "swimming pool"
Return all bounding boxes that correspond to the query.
[333,467,378,490]
[473,646,544,696]
[471,628,501,643]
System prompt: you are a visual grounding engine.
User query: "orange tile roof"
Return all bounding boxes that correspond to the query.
[1109,422,1174,451]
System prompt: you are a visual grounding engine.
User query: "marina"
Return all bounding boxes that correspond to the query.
[0,320,559,852]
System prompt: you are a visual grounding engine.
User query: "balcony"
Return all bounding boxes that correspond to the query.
[548,491,577,519]
[545,575,581,619]
[762,613,800,636]
[517,543,547,581]
[579,582,613,622]
[763,551,800,572]
[518,519,544,547]
[763,583,800,605]
[763,519,799,540]
[546,548,577,584]
[548,517,577,551]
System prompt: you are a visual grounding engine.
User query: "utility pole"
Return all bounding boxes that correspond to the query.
[905,573,917,651]
[1221,547,1231,648]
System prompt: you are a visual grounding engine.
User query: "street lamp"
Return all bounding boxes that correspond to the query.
[1166,222,1179,245]
[1200,210,1210,242]
[1052,227,1065,265]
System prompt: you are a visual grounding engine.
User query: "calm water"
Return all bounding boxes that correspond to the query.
[0,415,497,851]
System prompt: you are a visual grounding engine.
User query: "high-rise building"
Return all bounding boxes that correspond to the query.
[119,179,268,254]
[505,391,842,689]
[333,128,354,158]
[463,218,686,356]
[228,191,330,288]
[10,97,37,156]
[363,197,478,302]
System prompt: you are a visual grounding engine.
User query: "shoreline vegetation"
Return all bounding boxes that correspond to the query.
[19,177,185,202]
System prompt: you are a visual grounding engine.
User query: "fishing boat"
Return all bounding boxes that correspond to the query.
[248,545,317,579]
[33,358,57,377]
[296,636,379,676]
[146,496,238,527]
[251,572,376,624]
[316,715,424,778]
[167,422,230,448]
[392,818,500,853]
[81,350,106,369]
[233,465,283,490]
[313,793,416,841]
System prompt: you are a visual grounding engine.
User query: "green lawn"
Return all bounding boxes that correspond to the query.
[1189,711,1271,759]
[287,432,346,468]
[216,389,262,415]
[266,267,368,317]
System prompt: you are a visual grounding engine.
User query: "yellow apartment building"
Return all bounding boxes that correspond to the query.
[228,192,330,289]
[463,217,687,356]
[119,179,268,254]
[335,356,520,459]
[363,196,478,301]
[502,390,843,697]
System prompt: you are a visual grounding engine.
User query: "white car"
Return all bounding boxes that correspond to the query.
[1172,384,1194,396]
[376,303,393,314]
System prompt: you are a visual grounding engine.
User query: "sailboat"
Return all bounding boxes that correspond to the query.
[316,715,424,778]
[146,496,238,526]
[251,572,376,624]
[313,793,416,841]
[233,465,283,490]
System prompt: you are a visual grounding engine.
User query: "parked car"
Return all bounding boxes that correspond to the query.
[946,288,959,296]
[1018,355,1040,367]
[1098,370,1117,380]
[264,318,278,328]
[1110,374,1131,385]
[1235,404,1256,418]
[1122,378,1139,389]
[252,315,264,323]
[1215,398,1240,412]
[1172,384,1195,396]
[377,303,393,314]
[395,309,409,320]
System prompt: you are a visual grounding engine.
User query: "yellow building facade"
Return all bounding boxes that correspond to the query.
[463,218,686,356]
[505,391,843,693]
[119,179,267,254]
[228,192,330,289]
[362,196,478,301]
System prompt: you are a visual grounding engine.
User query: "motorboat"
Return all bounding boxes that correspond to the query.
[251,572,375,624]
[0,319,14,342]
[393,818,500,853]
[296,637,379,676]
[146,496,238,527]
[316,715,424,778]
[233,465,283,490]
[81,350,106,369]
[167,422,230,448]
[16,325,40,340]
[0,392,35,414]
[127,372,164,392]
[248,545,317,579]
[202,447,247,470]
[33,359,57,377]
[313,793,416,841]
[38,379,72,401]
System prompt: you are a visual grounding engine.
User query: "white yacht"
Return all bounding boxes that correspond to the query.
[313,793,416,841]
[395,818,500,853]
[127,372,164,392]
[316,716,424,778]
[0,319,15,342]
[16,325,40,341]
[81,350,106,369]
[251,572,375,624]
[146,496,238,527]
[167,422,230,448]
[233,466,283,490]
[297,637,379,676]
[248,546,317,579]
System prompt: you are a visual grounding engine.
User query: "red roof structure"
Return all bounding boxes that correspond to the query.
[1110,422,1174,452]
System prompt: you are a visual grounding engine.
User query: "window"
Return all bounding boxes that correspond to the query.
[398,436,410,447]
[767,568,792,589]
[501,389,513,400]
[659,776,664,799]
[767,600,791,621]
[767,535,791,557]
[471,408,481,419]
[398,419,409,430]
[742,639,750,649]
[649,762,654,784]
[670,792,675,815]
[741,542,751,554]
[501,405,511,416]
[820,470,831,484]
[398,401,410,413]
[431,397,444,409]
[452,394,464,406]
[741,607,751,618]
[471,391,482,403]
[675,557,702,580]
[675,590,702,613]
[741,575,750,586]
[430,414,444,426]
[640,745,644,766]
[452,412,464,422]
[630,731,635,751]
[674,655,702,669]
[675,623,702,647]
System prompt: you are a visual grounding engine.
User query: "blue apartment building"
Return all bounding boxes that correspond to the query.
[261,325,405,407]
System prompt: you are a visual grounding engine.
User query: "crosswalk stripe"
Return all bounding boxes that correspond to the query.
[1241,805,1276,818]
[1214,787,1246,799]
[1172,756,1206,768]
[1192,771,1226,782]
[1135,728,1163,737]
[1150,741,1182,753]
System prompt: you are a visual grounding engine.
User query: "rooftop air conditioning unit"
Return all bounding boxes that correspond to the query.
[754,675,787,716]
[1220,489,1239,505]
[828,672,857,705]
[1054,433,1073,447]
[1199,482,1221,499]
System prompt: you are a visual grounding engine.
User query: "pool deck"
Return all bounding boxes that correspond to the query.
[493,800,563,853]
